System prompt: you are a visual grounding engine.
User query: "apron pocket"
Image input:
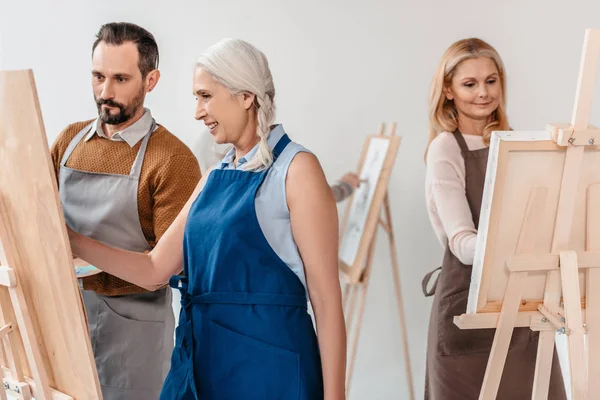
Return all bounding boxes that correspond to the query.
[209,320,300,400]
[95,298,168,391]
[438,289,496,356]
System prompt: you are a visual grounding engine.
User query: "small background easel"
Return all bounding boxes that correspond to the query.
[0,70,102,399]
[338,123,415,399]
[454,29,600,399]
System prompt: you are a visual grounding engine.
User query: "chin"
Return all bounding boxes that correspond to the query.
[212,135,227,145]
[471,108,495,119]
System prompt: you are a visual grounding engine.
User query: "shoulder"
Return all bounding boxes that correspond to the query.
[147,124,198,159]
[144,125,200,180]
[427,131,461,165]
[271,137,315,172]
[285,142,322,187]
[51,118,95,151]
[57,118,94,141]
[277,140,312,162]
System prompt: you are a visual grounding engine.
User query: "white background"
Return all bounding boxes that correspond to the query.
[3,0,600,398]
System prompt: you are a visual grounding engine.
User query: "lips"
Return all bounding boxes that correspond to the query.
[206,122,218,133]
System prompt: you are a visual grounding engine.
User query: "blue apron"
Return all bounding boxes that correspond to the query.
[160,134,324,400]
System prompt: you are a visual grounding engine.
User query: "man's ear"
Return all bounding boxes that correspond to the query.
[145,69,161,92]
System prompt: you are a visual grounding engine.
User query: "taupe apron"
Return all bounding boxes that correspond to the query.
[59,122,175,400]
[422,131,566,399]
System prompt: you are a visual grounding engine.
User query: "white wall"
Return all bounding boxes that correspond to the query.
[2,0,599,398]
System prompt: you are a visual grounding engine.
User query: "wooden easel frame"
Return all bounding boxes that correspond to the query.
[455,29,600,399]
[0,235,71,400]
[339,124,415,399]
[0,70,102,399]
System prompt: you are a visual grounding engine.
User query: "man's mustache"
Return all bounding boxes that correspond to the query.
[96,98,124,109]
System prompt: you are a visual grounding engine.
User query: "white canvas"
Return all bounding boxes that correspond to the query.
[468,130,552,313]
[467,130,599,314]
[339,137,390,266]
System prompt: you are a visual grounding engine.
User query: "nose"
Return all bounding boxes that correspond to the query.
[194,99,206,121]
[100,80,115,100]
[478,85,489,98]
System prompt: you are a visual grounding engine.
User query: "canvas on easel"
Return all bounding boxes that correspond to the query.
[453,29,600,400]
[0,70,102,399]
[337,123,415,399]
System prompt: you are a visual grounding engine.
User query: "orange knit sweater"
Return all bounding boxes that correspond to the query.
[51,119,201,296]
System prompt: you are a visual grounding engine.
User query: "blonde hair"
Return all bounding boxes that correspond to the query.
[426,38,509,159]
[196,38,275,171]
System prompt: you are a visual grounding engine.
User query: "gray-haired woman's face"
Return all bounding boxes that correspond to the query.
[193,67,255,145]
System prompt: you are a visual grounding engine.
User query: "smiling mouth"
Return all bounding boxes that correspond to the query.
[207,122,218,132]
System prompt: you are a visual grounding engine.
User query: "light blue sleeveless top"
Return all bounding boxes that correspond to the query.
[214,124,310,294]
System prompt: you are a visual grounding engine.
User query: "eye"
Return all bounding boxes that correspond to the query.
[487,78,497,84]
[463,82,475,88]
[116,77,127,83]
[93,74,104,81]
[202,94,211,99]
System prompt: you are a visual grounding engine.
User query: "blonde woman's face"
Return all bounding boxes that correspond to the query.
[193,67,253,145]
[444,57,501,122]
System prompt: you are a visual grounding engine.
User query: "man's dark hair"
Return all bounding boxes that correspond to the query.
[92,22,159,78]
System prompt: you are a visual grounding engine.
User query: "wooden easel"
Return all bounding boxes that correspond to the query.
[455,29,600,399]
[0,69,102,399]
[338,123,415,399]
[0,234,71,400]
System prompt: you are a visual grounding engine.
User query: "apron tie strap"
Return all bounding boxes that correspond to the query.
[169,275,193,309]
[422,266,442,297]
[190,292,307,308]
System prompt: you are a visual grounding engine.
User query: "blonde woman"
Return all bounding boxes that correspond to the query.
[422,38,566,399]
[68,38,346,400]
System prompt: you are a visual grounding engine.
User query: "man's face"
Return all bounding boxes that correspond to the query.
[92,41,146,125]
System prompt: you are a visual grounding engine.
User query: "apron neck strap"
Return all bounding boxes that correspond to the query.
[452,130,470,155]
[129,119,156,177]
[60,122,94,167]
[271,134,291,163]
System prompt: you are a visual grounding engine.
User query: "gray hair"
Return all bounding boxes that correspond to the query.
[196,38,275,171]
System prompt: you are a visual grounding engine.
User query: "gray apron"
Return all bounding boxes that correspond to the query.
[59,122,175,400]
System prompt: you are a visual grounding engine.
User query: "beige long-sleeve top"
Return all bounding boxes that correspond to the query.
[425,132,486,265]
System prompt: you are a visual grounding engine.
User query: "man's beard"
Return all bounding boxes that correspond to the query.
[95,86,145,125]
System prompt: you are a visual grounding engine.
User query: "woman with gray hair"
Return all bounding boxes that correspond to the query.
[67,38,346,400]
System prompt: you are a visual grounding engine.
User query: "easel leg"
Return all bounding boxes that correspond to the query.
[585,268,600,399]
[342,282,352,312]
[0,227,50,400]
[0,367,6,400]
[479,271,527,400]
[383,194,415,400]
[532,329,557,400]
[560,251,587,399]
[344,284,359,331]
[586,184,600,399]
[345,283,369,395]
[345,237,377,395]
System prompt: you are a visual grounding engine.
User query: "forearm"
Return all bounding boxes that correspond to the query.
[449,230,477,265]
[69,230,167,290]
[330,182,353,203]
[313,298,347,400]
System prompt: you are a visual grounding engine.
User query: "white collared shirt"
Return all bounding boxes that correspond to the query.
[85,108,156,148]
